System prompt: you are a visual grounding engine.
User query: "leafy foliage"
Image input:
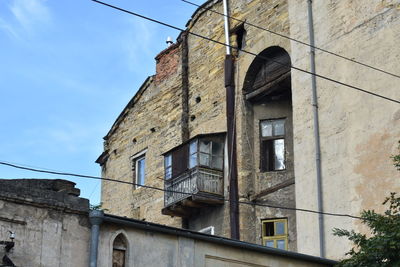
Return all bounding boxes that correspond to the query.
[393,141,400,171]
[333,193,400,267]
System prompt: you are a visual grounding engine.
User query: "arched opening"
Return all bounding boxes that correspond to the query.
[112,233,128,267]
[242,46,296,251]
[243,46,291,103]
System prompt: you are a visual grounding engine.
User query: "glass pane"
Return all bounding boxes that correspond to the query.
[277,240,286,250]
[274,119,285,136]
[211,142,223,157]
[276,222,285,235]
[164,154,171,167]
[189,140,197,154]
[261,121,273,137]
[199,140,211,153]
[274,139,285,170]
[165,167,172,180]
[189,153,197,168]
[199,153,210,166]
[137,157,145,185]
[211,156,223,170]
[265,240,274,248]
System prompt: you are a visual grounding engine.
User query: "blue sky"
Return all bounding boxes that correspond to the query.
[0,0,200,204]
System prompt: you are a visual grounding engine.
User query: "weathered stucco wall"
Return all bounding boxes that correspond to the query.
[97,220,333,267]
[0,179,90,267]
[288,0,400,259]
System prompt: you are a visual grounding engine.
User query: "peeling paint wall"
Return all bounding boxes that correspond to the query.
[288,0,400,259]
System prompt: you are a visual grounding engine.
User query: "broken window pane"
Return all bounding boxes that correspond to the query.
[274,139,285,170]
[261,121,273,137]
[199,140,211,153]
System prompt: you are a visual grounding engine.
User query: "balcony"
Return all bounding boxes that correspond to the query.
[162,166,224,217]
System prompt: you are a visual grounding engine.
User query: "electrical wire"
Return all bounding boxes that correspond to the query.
[181,0,400,79]
[91,0,400,105]
[0,161,362,219]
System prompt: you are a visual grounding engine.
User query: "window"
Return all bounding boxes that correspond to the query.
[164,154,172,180]
[132,151,146,188]
[163,134,225,180]
[262,219,288,250]
[112,234,127,267]
[260,119,286,171]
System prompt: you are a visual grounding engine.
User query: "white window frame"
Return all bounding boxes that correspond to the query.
[131,149,147,189]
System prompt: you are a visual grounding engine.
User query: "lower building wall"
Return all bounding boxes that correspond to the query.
[0,199,90,267]
[98,222,332,267]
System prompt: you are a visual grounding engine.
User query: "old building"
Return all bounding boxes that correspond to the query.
[0,179,336,266]
[97,0,400,260]
[0,179,91,267]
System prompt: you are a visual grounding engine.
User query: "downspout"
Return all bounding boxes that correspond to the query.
[307,0,325,258]
[223,0,240,240]
[89,210,104,267]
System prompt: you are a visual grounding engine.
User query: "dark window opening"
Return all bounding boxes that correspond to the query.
[260,119,286,172]
[232,24,246,50]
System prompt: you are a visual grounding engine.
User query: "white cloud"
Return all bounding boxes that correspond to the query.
[10,0,51,31]
[0,0,51,38]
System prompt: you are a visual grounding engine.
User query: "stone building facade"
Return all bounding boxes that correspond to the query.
[97,0,400,260]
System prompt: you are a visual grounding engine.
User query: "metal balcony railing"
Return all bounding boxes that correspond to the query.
[164,166,223,207]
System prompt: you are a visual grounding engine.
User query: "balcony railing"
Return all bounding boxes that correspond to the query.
[164,166,223,207]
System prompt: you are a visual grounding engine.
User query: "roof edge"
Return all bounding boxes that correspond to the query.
[103,214,337,266]
[103,76,154,141]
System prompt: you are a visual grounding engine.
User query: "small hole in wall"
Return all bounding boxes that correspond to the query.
[113,149,117,155]
[195,96,201,103]
[190,115,196,121]
[150,127,156,133]
[132,138,137,144]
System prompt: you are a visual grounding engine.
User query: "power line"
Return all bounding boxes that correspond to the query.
[0,161,361,219]
[181,0,400,79]
[91,0,400,105]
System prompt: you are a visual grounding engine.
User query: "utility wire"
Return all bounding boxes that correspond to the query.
[91,0,400,105]
[181,0,400,79]
[0,161,362,219]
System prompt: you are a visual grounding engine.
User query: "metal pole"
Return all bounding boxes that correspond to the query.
[223,0,231,55]
[307,0,325,258]
[89,210,104,267]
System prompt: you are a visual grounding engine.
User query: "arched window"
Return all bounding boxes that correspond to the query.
[112,234,127,267]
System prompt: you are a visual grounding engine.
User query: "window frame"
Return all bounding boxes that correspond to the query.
[132,149,147,189]
[261,218,288,250]
[163,135,225,180]
[259,118,286,172]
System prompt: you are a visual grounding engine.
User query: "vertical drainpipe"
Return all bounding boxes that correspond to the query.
[180,31,190,229]
[307,0,325,258]
[223,0,240,240]
[89,210,104,267]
